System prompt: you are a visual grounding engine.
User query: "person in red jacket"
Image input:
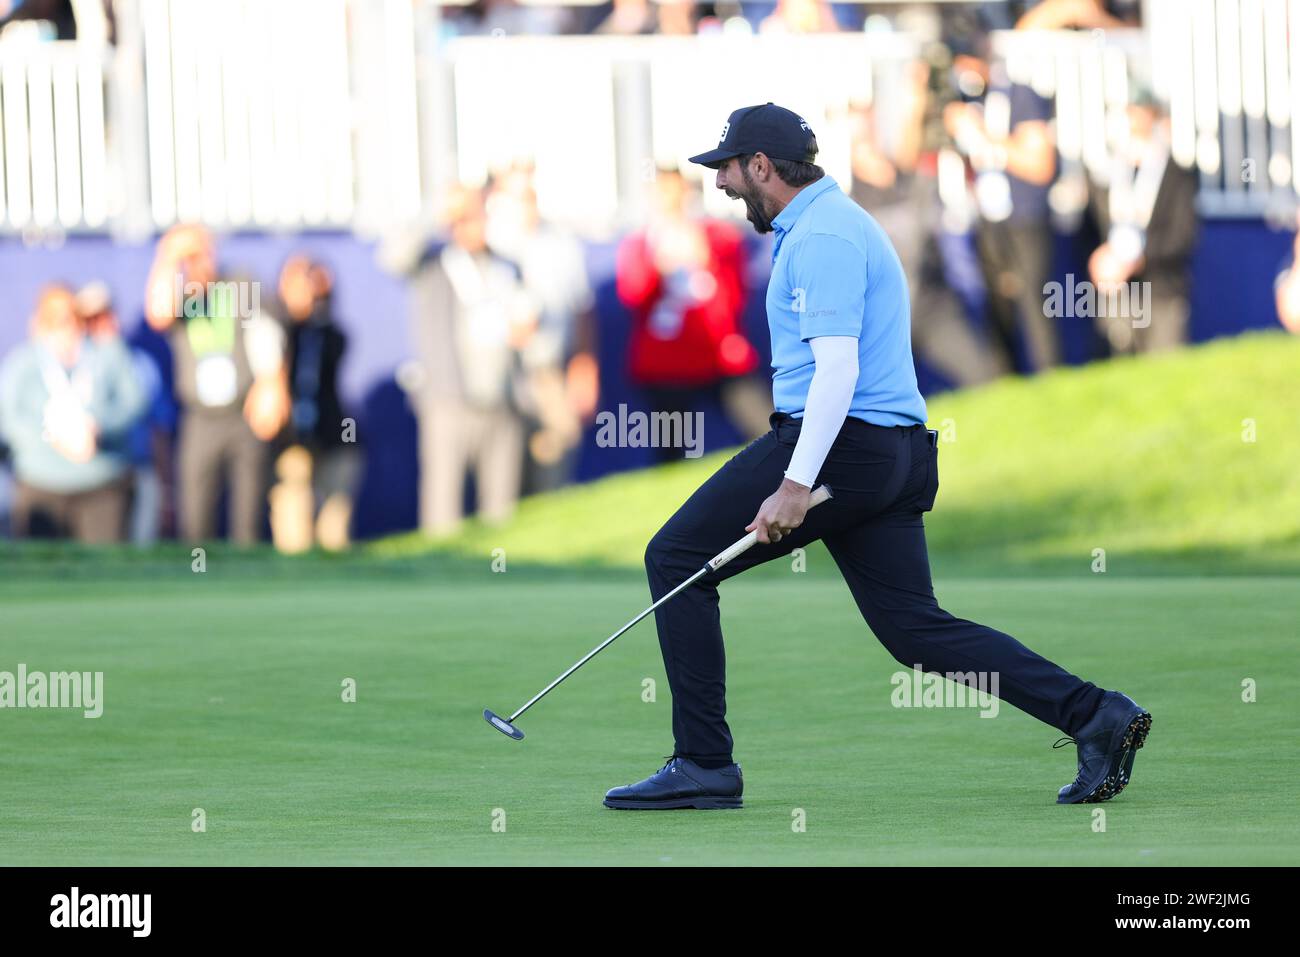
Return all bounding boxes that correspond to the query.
[616,166,765,460]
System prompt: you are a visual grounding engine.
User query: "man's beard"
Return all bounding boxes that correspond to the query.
[728,169,775,234]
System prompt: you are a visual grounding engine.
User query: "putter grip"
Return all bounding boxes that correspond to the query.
[705,485,833,572]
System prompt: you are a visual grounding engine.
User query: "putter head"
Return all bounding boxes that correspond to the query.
[483,709,525,741]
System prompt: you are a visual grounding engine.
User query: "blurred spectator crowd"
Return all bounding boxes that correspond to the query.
[431,0,1136,39]
[0,0,1142,44]
[0,236,361,550]
[1,0,1296,549]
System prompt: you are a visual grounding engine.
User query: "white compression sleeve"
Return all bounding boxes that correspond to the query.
[784,335,859,489]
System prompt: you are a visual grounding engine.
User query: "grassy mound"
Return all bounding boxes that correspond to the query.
[372,331,1300,576]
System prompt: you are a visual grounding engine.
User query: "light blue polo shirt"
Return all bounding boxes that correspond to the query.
[766,174,927,427]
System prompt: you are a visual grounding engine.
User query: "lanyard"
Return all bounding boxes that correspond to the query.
[441,243,490,304]
[1109,131,1169,232]
[38,345,93,409]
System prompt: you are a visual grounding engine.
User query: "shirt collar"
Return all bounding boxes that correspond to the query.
[771,174,840,236]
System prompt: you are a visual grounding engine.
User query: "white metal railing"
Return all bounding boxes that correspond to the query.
[997,1,1299,220]
[1149,0,1297,216]
[138,0,356,230]
[2,1,1298,237]
[445,32,919,234]
[0,27,110,232]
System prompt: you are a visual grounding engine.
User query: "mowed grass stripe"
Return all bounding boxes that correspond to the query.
[0,576,1295,865]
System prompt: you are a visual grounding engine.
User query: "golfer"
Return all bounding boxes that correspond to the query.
[603,104,1152,810]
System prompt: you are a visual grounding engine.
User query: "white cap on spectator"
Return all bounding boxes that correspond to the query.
[74,281,113,318]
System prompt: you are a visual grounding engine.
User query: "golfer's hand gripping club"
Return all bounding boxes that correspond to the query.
[483,485,833,740]
[708,484,832,571]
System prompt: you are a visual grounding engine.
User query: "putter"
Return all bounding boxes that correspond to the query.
[483,484,833,740]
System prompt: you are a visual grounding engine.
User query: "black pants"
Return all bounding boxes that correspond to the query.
[12,474,132,543]
[975,219,1060,373]
[177,409,268,545]
[644,413,1105,767]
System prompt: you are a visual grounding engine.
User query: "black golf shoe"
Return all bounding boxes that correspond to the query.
[603,756,743,810]
[1054,691,1153,804]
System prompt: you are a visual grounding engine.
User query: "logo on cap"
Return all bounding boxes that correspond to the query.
[719,121,730,144]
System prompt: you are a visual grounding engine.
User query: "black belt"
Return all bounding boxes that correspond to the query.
[772,411,933,443]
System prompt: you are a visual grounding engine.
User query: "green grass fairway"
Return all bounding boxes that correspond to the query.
[2,569,1296,865]
[3,335,1297,865]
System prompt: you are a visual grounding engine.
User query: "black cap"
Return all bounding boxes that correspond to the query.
[688,103,818,170]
